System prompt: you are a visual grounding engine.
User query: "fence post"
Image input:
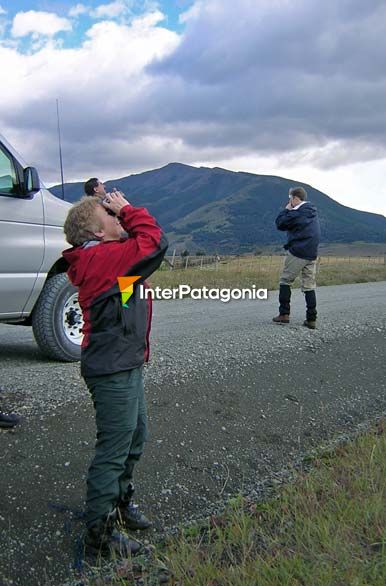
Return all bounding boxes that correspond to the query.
[170,249,176,270]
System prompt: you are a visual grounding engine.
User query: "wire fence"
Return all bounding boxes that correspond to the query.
[163,253,386,271]
[162,254,222,270]
[154,253,386,290]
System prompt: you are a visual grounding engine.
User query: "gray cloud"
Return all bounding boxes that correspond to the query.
[145,0,386,156]
[1,0,385,183]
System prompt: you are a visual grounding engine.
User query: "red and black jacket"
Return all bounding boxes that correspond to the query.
[62,205,168,378]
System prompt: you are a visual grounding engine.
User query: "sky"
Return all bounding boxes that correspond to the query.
[0,0,385,217]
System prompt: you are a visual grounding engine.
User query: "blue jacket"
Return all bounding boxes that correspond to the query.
[275,202,320,261]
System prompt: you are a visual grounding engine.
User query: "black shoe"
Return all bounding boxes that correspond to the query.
[118,483,152,531]
[303,320,316,329]
[118,501,152,531]
[84,510,141,558]
[0,411,21,428]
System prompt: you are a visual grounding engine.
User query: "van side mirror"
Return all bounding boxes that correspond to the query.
[23,166,40,193]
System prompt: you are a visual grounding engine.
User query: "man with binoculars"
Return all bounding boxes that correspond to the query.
[273,186,321,329]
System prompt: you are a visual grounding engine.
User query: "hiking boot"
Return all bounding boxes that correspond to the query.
[304,290,318,330]
[84,509,141,558]
[118,483,152,531]
[303,320,316,330]
[118,501,152,531]
[0,411,21,428]
[272,314,290,324]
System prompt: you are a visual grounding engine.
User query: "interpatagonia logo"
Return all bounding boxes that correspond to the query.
[117,276,141,307]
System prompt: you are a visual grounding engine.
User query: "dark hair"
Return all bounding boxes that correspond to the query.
[84,177,99,196]
[289,186,307,201]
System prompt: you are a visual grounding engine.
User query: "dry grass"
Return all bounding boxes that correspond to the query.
[148,255,386,292]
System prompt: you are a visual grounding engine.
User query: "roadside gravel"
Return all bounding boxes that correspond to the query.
[1,282,385,414]
[0,281,385,585]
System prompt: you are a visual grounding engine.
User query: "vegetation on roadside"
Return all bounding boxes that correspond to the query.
[84,420,385,585]
[159,419,386,585]
[148,255,386,292]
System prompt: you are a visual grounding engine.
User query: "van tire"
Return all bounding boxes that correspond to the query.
[32,273,82,362]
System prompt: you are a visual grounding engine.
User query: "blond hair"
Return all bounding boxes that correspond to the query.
[64,196,103,247]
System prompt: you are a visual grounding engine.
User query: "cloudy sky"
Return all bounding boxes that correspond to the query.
[0,0,385,216]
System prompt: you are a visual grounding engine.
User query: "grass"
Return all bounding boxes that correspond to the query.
[148,255,386,292]
[83,420,386,585]
[159,419,386,586]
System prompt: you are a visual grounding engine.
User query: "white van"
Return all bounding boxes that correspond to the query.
[0,133,82,361]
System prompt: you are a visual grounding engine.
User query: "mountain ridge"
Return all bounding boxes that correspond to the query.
[50,163,386,253]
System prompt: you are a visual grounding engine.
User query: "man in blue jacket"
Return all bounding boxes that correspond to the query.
[273,186,321,329]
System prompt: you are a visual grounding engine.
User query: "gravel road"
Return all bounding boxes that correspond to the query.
[0,281,385,585]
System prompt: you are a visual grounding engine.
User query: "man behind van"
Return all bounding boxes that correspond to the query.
[84,177,106,198]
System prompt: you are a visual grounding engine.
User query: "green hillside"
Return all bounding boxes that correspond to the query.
[50,163,386,253]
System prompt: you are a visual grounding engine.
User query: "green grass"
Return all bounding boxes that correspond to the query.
[159,420,386,586]
[83,423,385,585]
[148,256,386,292]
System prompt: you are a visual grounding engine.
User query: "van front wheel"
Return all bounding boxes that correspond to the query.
[32,273,83,362]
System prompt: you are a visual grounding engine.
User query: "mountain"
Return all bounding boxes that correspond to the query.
[50,163,386,253]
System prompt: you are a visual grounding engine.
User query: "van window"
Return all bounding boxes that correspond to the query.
[0,147,19,195]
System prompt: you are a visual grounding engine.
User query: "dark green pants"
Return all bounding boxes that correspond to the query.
[84,366,147,527]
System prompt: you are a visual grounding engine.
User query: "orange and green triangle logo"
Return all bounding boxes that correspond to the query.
[117,276,141,307]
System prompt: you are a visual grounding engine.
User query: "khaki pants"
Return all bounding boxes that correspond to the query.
[280,252,317,292]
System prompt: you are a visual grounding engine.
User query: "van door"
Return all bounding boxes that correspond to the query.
[0,142,44,318]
